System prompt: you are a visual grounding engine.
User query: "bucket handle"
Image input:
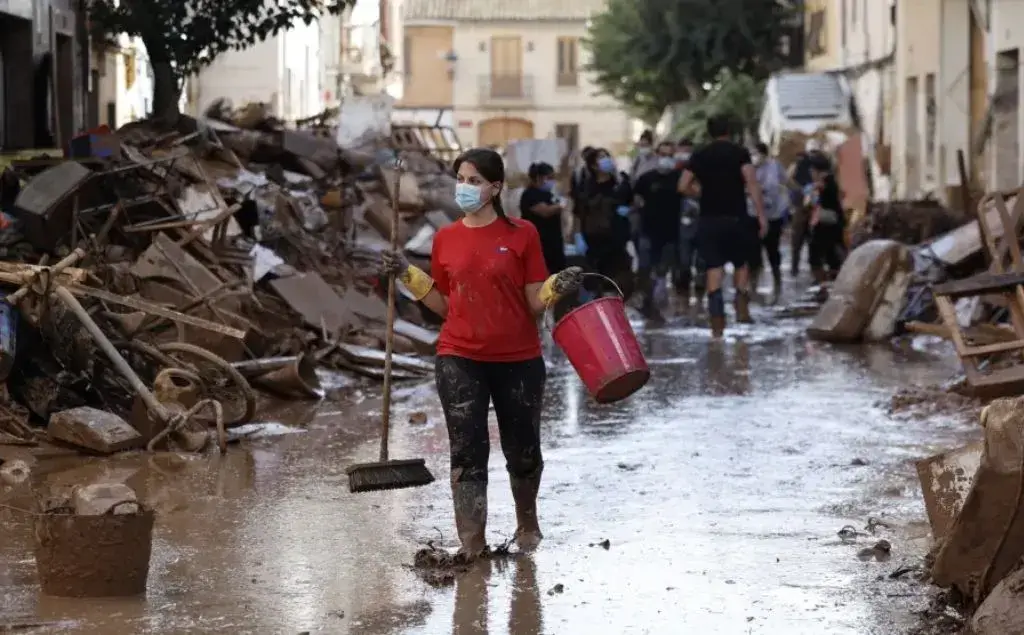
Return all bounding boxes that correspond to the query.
[104,500,142,515]
[542,272,623,330]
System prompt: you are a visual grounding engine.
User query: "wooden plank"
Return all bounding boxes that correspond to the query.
[932,271,1024,298]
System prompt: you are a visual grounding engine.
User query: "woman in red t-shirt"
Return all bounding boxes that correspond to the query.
[382,148,583,558]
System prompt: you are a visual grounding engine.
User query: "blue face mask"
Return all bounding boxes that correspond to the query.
[540,180,556,192]
[598,157,616,173]
[455,183,486,213]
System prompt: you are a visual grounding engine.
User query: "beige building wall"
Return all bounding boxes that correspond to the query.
[892,0,941,198]
[804,0,842,71]
[398,25,454,109]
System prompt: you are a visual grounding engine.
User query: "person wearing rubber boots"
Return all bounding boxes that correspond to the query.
[788,139,823,277]
[632,141,683,323]
[381,148,584,559]
[678,116,766,337]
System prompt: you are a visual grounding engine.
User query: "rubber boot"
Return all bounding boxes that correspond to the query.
[771,272,783,305]
[510,476,543,552]
[710,315,726,338]
[735,290,753,324]
[811,267,827,284]
[452,481,488,559]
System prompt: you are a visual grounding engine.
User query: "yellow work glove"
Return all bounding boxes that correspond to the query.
[399,265,435,301]
[538,266,584,306]
[382,250,435,301]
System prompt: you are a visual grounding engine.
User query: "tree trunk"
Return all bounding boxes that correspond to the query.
[150,59,181,124]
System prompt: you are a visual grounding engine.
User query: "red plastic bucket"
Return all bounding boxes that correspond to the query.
[552,296,650,403]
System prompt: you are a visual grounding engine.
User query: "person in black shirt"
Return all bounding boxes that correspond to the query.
[576,148,633,299]
[520,162,567,274]
[789,140,826,276]
[633,141,682,322]
[678,115,766,337]
[807,154,846,281]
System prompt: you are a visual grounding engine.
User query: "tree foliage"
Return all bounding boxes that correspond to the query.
[585,0,797,121]
[89,0,354,117]
[672,69,765,142]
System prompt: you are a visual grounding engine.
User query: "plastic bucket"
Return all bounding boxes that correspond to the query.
[552,296,650,403]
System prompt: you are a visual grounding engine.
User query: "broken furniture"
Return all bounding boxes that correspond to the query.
[931,192,1024,398]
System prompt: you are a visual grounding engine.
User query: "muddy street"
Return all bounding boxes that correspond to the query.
[0,292,976,635]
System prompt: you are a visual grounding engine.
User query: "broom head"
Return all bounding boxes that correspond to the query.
[346,458,435,493]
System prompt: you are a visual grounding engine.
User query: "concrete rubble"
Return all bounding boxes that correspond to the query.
[0,99,462,458]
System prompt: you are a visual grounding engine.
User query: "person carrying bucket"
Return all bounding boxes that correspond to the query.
[380,147,584,559]
[678,115,767,337]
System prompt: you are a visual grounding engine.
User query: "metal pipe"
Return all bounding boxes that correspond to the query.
[231,355,303,377]
[53,286,169,421]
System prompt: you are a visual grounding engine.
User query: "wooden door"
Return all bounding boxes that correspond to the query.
[490,36,523,98]
[478,118,534,148]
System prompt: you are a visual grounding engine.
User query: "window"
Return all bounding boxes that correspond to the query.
[557,37,578,87]
[555,124,579,154]
[925,73,936,169]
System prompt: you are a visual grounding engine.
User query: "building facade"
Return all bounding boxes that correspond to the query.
[0,0,85,150]
[185,22,323,122]
[398,0,634,153]
[92,36,155,129]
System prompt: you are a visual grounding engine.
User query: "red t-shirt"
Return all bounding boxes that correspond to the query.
[431,217,550,361]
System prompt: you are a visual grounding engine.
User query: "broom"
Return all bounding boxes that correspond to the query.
[346,157,435,493]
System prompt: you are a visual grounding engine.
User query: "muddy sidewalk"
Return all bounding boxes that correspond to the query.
[0,303,976,634]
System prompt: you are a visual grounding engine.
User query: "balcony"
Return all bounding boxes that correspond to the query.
[478,74,534,106]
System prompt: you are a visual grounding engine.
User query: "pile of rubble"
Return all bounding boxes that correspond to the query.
[0,102,464,456]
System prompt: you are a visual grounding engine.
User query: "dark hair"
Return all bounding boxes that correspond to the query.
[453,147,514,226]
[656,141,675,153]
[639,129,654,143]
[581,145,594,155]
[755,142,769,155]
[582,147,598,166]
[527,162,555,182]
[677,138,694,147]
[706,115,731,139]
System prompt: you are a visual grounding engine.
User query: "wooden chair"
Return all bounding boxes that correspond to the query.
[932,190,1024,397]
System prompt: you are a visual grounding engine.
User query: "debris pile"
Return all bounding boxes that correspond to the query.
[0,98,464,455]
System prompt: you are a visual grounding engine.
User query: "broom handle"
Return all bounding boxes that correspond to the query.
[379,158,402,463]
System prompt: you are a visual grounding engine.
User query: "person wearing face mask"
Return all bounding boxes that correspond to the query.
[380,148,584,559]
[752,142,790,303]
[630,129,659,181]
[520,162,567,276]
[576,148,634,299]
[632,141,683,322]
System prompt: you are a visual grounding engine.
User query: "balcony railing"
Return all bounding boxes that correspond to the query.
[478,74,534,104]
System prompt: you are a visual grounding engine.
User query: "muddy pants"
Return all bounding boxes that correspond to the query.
[435,356,546,484]
[762,218,785,280]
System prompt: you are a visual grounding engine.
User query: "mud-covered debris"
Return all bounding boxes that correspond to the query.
[851,457,869,466]
[838,525,861,541]
[866,517,894,533]
[408,411,427,425]
[547,583,565,596]
[858,540,892,562]
[409,538,516,586]
[616,462,642,471]
[0,458,30,485]
[886,386,982,421]
[589,538,611,550]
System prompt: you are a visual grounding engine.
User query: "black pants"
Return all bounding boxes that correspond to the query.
[809,222,844,272]
[744,216,763,271]
[583,232,633,299]
[697,216,748,270]
[762,218,784,279]
[790,205,811,274]
[436,356,546,484]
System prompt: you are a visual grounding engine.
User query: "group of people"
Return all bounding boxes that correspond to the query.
[517,117,848,334]
[376,122,850,560]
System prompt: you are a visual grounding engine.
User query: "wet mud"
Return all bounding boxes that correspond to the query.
[0,278,981,634]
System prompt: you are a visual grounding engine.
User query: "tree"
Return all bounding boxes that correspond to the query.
[672,69,765,143]
[585,0,797,121]
[89,0,354,120]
